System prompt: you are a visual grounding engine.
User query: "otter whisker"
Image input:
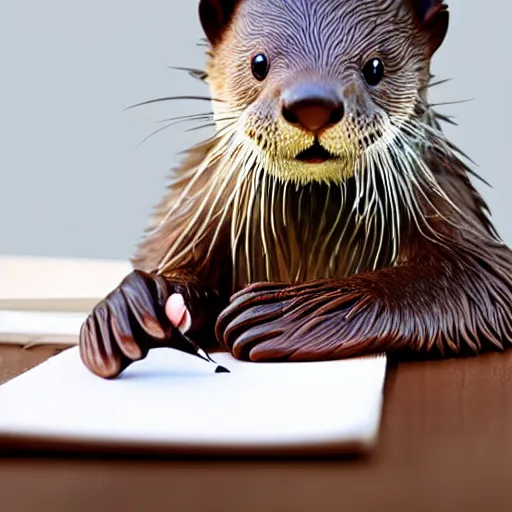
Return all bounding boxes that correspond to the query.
[155,126,243,271]
[393,122,467,229]
[416,118,479,167]
[230,184,244,269]
[419,77,453,92]
[158,166,235,269]
[185,123,218,133]
[433,112,458,126]
[380,140,415,226]
[156,109,240,126]
[136,115,225,148]
[156,113,214,124]
[167,66,208,82]
[242,162,263,284]
[307,184,332,274]
[329,185,357,275]
[281,179,289,229]
[377,150,400,263]
[166,140,250,269]
[385,116,468,236]
[150,122,240,235]
[384,134,453,250]
[124,96,225,111]
[429,99,474,108]
[231,167,255,277]
[366,148,387,271]
[315,182,344,278]
[210,148,257,260]
[259,171,272,280]
[270,174,292,281]
[345,158,374,275]
[354,154,377,273]
[292,186,310,281]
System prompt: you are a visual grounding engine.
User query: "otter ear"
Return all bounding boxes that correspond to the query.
[199,0,240,46]
[408,0,449,55]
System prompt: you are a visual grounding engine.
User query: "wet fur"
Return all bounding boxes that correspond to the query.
[79,0,512,377]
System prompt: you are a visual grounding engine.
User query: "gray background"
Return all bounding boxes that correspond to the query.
[1,0,510,261]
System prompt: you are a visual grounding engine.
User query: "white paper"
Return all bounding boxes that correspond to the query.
[0,347,387,455]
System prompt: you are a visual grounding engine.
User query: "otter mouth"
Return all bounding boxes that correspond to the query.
[295,140,337,164]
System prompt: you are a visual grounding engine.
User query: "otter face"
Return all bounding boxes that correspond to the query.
[200,0,448,185]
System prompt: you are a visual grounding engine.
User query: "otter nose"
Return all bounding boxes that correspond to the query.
[281,83,344,133]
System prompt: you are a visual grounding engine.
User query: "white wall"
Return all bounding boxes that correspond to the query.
[1,0,510,260]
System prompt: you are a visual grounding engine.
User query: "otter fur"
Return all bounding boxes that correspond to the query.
[79,0,512,378]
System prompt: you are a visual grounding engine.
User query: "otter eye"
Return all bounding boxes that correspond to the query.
[251,54,269,81]
[362,58,385,86]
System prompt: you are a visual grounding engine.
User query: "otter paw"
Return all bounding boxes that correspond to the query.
[79,271,221,378]
[79,270,171,378]
[216,280,370,362]
[215,282,290,356]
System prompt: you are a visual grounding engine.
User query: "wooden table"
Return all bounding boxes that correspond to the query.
[1,344,512,512]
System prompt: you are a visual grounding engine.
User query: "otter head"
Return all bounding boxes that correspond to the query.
[199,0,449,185]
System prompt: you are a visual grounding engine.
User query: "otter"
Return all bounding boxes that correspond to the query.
[79,0,512,378]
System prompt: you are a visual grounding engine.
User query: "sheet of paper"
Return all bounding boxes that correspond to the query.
[0,347,387,455]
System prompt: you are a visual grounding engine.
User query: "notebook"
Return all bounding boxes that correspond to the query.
[0,255,388,455]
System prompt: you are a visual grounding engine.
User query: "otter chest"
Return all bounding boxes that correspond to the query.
[231,179,396,289]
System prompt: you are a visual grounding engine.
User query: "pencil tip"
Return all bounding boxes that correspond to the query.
[215,365,230,374]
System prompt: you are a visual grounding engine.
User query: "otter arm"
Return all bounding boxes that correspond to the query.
[216,246,512,361]
[79,270,223,378]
